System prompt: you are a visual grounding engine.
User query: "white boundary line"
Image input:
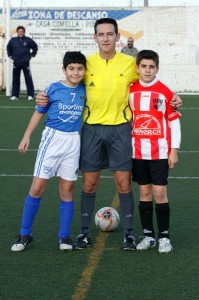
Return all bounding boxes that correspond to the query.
[0,106,34,109]
[0,149,37,151]
[180,107,199,110]
[179,151,199,153]
[0,149,198,153]
[0,174,198,179]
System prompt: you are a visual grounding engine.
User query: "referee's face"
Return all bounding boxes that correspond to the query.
[94,23,120,59]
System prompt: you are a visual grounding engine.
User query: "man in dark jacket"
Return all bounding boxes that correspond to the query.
[7,26,38,101]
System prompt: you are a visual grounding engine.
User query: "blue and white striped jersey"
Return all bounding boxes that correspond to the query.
[36,81,86,132]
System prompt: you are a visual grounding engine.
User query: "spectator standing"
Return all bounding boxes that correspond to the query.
[7,26,38,101]
[121,37,138,58]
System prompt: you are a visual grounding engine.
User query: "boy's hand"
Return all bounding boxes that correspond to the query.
[35,91,49,107]
[18,137,30,155]
[168,148,178,168]
[170,94,182,109]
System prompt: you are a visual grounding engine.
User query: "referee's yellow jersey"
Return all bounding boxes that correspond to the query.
[83,52,139,125]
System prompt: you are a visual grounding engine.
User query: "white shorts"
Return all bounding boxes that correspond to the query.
[33,127,80,181]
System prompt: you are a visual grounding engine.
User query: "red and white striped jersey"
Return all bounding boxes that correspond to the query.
[129,80,181,160]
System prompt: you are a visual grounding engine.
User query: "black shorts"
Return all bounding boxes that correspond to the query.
[80,122,132,172]
[132,159,169,186]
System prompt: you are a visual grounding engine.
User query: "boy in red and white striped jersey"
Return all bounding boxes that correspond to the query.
[129,50,181,253]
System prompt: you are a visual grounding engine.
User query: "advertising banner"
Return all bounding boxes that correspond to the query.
[0,7,198,92]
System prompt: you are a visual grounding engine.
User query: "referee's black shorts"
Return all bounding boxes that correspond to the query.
[80,122,132,172]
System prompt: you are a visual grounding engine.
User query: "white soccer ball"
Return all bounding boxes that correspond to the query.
[95,207,120,232]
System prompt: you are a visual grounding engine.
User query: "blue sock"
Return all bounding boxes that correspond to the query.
[20,194,41,235]
[58,200,74,239]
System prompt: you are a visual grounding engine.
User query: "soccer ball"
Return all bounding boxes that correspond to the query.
[95,207,120,232]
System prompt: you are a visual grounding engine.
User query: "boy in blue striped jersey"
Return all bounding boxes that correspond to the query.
[11,51,86,252]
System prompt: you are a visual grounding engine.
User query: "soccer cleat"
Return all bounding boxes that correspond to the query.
[59,237,73,251]
[136,236,156,251]
[28,96,33,101]
[73,233,91,249]
[158,238,173,254]
[11,234,33,252]
[10,96,19,101]
[123,234,136,250]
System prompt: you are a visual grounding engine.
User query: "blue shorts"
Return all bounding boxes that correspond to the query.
[132,159,169,185]
[80,122,132,172]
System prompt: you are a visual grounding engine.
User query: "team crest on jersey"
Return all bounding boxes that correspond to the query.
[153,98,163,110]
[133,112,164,138]
[80,95,85,101]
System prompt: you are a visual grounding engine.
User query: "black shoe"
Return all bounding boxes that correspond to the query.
[73,233,91,249]
[123,234,136,250]
[11,234,33,252]
[59,237,73,251]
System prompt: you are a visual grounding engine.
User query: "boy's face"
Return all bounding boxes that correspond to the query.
[136,59,159,83]
[62,63,85,87]
[94,23,120,56]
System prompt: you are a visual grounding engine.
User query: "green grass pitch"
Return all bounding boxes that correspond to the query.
[0,94,199,300]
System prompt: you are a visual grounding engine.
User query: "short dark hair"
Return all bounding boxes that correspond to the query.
[136,50,159,67]
[94,18,118,34]
[63,51,86,69]
[16,26,25,32]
